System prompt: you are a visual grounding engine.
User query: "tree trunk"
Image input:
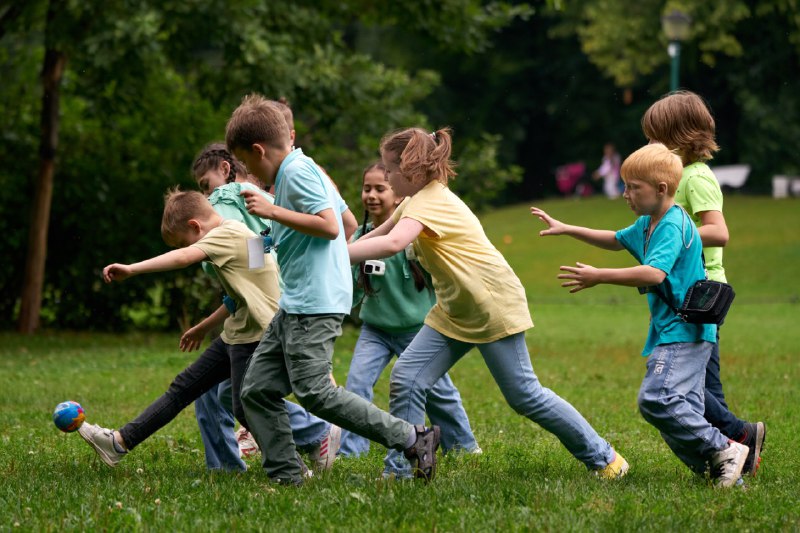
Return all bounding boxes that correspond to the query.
[18,12,66,333]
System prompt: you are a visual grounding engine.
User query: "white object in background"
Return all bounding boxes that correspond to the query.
[772,175,790,198]
[711,164,750,188]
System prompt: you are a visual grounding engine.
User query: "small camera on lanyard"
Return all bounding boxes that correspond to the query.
[363,260,386,276]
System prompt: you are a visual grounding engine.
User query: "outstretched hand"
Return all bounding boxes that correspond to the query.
[241,189,276,218]
[103,263,134,283]
[530,207,568,236]
[179,324,206,352]
[557,262,599,293]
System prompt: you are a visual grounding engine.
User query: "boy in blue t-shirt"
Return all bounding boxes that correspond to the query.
[530,143,748,488]
[224,94,441,485]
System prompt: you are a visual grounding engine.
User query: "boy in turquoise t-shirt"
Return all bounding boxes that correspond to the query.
[531,143,749,488]
[224,94,441,485]
[642,90,765,476]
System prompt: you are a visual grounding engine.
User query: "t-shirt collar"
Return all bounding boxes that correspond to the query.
[275,148,304,189]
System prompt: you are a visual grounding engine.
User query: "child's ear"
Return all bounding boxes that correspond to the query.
[250,143,266,159]
[219,160,230,176]
[187,219,202,233]
[657,182,668,196]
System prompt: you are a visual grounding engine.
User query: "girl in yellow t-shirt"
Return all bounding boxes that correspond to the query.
[348,127,627,478]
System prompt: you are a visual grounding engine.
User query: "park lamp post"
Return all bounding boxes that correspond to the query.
[661,9,692,91]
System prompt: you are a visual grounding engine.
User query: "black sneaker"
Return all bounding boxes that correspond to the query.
[739,421,766,476]
[403,425,441,482]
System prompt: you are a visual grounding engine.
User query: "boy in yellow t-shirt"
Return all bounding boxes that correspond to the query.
[349,127,628,479]
[75,189,332,473]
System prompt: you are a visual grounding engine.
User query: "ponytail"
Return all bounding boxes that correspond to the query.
[380,127,457,185]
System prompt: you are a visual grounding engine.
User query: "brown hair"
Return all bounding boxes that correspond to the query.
[191,142,248,186]
[160,188,216,246]
[380,127,456,185]
[620,143,684,196]
[274,97,294,131]
[225,93,290,152]
[641,90,719,165]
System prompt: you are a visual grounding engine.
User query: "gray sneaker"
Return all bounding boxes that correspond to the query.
[710,441,749,488]
[403,425,441,482]
[78,423,126,467]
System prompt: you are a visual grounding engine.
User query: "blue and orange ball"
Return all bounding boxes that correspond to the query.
[53,401,85,432]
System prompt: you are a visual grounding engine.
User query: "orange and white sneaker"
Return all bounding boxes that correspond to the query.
[594,450,629,480]
[236,427,260,458]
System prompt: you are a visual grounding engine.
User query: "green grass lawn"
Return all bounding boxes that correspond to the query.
[2,197,799,531]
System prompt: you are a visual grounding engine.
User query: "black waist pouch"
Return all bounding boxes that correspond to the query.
[676,280,735,324]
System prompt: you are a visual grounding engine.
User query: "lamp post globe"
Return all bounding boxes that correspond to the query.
[661,9,692,91]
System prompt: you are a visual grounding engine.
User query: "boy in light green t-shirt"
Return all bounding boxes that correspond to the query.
[642,90,765,477]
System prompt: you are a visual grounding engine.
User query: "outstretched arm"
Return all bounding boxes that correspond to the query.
[348,218,423,264]
[103,247,208,283]
[531,207,623,251]
[558,262,665,293]
[179,304,230,352]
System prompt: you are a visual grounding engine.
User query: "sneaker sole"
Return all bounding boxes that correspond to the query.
[78,426,120,468]
[745,422,766,476]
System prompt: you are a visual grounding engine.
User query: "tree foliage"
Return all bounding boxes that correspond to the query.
[0,0,526,330]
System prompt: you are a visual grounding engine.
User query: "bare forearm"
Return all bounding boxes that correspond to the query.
[130,248,203,275]
[200,304,230,331]
[349,235,405,264]
[596,265,665,287]
[271,206,339,239]
[564,226,623,250]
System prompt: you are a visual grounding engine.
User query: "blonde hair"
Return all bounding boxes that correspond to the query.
[620,143,683,196]
[380,127,456,186]
[160,188,216,246]
[641,90,719,165]
[225,93,290,152]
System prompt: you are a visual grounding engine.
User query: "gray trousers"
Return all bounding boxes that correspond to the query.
[241,310,412,482]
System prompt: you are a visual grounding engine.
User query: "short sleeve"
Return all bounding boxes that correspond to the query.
[683,172,723,215]
[615,219,645,263]
[285,161,333,215]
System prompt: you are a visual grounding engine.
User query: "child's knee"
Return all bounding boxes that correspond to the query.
[637,390,664,423]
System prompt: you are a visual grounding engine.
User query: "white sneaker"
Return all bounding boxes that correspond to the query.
[711,441,749,488]
[309,424,341,471]
[236,428,259,458]
[78,423,126,467]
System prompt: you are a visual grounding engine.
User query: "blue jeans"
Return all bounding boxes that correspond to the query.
[638,341,730,473]
[196,381,332,471]
[384,326,614,477]
[195,380,244,471]
[703,328,745,439]
[338,324,477,459]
